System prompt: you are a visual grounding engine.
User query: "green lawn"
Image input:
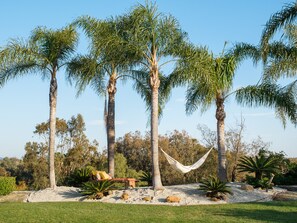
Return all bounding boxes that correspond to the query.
[0,201,296,223]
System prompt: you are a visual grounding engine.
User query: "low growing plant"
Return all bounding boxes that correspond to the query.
[198,176,232,200]
[139,171,152,186]
[65,166,95,187]
[0,177,16,195]
[80,180,115,199]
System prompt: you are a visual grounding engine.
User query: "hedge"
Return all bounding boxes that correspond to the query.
[0,177,16,196]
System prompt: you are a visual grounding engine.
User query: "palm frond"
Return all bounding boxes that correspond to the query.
[235,80,297,126]
[261,2,297,59]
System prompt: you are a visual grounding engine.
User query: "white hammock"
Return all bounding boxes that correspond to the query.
[161,147,213,174]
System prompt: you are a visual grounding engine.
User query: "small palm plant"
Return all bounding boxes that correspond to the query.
[199,176,232,200]
[66,166,94,187]
[81,180,115,199]
[237,150,280,181]
[139,171,152,186]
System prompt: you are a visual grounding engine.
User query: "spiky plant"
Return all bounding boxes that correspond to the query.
[66,166,94,187]
[81,180,115,199]
[237,152,280,181]
[139,171,152,186]
[199,176,232,199]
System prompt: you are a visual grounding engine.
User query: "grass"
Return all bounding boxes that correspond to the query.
[0,201,296,223]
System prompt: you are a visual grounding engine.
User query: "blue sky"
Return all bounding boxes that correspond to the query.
[0,0,296,158]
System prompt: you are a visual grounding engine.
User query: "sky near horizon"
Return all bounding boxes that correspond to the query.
[0,0,296,158]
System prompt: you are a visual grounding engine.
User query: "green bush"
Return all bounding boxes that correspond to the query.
[81,180,115,199]
[198,176,232,199]
[65,166,95,187]
[273,163,297,185]
[139,171,152,186]
[0,177,16,195]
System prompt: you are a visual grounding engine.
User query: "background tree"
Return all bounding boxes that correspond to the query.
[126,1,190,189]
[0,26,78,189]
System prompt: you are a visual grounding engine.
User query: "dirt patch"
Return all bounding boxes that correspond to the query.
[0,191,31,202]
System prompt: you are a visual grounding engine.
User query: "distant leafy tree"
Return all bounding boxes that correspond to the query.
[22,142,49,190]
[0,26,79,189]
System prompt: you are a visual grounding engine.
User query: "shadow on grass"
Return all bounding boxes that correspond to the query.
[214,201,297,223]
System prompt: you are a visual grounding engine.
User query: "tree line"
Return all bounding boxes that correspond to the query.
[3,114,292,190]
[0,1,297,189]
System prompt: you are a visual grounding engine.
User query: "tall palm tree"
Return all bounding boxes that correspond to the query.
[68,16,138,177]
[0,26,78,189]
[126,2,190,189]
[170,43,297,181]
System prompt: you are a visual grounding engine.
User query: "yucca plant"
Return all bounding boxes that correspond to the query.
[199,176,232,199]
[139,171,152,186]
[66,166,94,187]
[81,180,115,199]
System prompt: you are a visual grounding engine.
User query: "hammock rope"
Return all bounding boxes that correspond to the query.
[161,147,213,174]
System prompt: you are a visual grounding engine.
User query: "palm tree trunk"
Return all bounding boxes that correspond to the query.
[150,67,163,190]
[216,96,228,182]
[49,75,57,189]
[107,74,116,177]
[107,92,116,177]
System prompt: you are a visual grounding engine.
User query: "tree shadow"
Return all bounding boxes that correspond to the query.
[214,202,297,223]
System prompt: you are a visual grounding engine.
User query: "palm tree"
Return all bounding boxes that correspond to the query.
[170,43,297,181]
[0,26,78,189]
[68,16,138,177]
[126,2,190,189]
[237,150,281,180]
[261,1,297,58]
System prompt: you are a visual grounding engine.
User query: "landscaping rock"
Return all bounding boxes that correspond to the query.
[166,195,181,203]
[121,192,129,200]
[241,184,254,191]
[142,196,153,202]
[210,197,220,202]
[273,191,297,201]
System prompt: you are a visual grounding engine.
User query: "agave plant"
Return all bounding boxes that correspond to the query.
[66,166,94,187]
[199,176,232,199]
[139,171,152,186]
[81,180,115,199]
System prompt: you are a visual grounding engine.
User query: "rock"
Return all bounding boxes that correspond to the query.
[121,192,129,200]
[166,195,181,203]
[103,190,113,196]
[142,196,153,202]
[273,192,297,201]
[241,184,254,191]
[210,197,220,202]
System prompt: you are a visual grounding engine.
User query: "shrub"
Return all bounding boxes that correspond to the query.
[0,177,16,195]
[16,181,28,191]
[139,171,152,186]
[273,163,297,185]
[80,180,115,199]
[65,166,95,187]
[198,176,232,200]
[245,175,273,191]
